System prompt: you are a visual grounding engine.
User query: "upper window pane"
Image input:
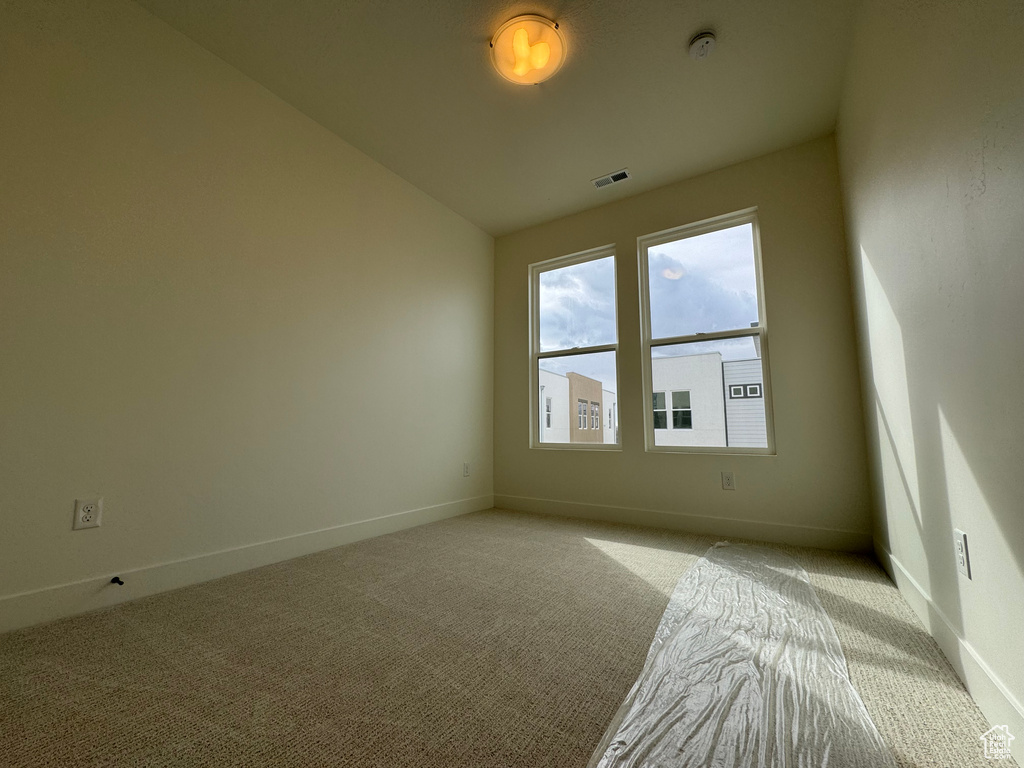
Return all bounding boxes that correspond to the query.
[647,223,759,339]
[539,256,616,352]
[672,390,691,409]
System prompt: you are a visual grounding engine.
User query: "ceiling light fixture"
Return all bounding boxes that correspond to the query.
[490,15,566,85]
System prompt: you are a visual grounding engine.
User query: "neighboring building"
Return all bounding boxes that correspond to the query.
[652,352,767,448]
[539,352,765,448]
[538,368,571,444]
[651,352,726,447]
[603,395,617,444]
[722,358,768,448]
[538,369,617,444]
[568,372,603,444]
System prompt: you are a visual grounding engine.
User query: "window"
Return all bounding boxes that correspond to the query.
[531,245,619,447]
[672,390,692,429]
[653,391,667,429]
[729,383,763,399]
[655,390,692,429]
[639,209,774,452]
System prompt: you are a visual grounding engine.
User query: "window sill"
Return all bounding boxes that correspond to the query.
[646,445,776,456]
[530,443,622,451]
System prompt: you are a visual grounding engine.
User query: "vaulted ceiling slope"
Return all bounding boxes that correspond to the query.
[134,0,859,236]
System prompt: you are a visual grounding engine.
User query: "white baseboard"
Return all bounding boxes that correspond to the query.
[494,494,874,552]
[0,495,493,635]
[875,544,1024,740]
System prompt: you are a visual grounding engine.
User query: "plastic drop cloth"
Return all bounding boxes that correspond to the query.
[588,543,896,768]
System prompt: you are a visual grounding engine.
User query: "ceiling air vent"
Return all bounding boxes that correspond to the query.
[592,168,631,189]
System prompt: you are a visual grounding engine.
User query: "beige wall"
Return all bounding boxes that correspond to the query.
[837,0,1023,735]
[0,0,493,626]
[567,374,603,444]
[495,136,873,549]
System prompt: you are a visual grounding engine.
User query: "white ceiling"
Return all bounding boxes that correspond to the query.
[134,0,859,236]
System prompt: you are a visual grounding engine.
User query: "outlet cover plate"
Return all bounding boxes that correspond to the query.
[721,471,735,491]
[73,498,103,530]
[953,528,971,579]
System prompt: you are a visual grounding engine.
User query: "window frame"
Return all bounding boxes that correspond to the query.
[529,244,620,450]
[671,390,693,430]
[638,208,776,455]
[652,391,668,430]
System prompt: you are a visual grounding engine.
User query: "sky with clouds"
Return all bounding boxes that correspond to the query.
[539,256,617,352]
[538,224,761,393]
[648,223,759,339]
[538,256,618,391]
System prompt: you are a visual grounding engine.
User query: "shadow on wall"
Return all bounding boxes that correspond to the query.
[855,242,1024,652]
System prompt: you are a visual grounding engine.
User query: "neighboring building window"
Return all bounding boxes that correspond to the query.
[672,391,692,429]
[531,245,619,447]
[653,391,667,429]
[639,209,773,452]
[729,383,762,399]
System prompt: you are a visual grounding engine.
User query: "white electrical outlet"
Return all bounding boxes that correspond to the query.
[463,462,471,477]
[953,528,971,579]
[73,498,103,530]
[721,471,735,491]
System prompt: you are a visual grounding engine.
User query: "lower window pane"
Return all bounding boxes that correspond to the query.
[672,410,692,429]
[538,351,618,444]
[652,336,767,448]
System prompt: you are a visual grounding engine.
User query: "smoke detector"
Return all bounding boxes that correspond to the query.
[688,31,716,61]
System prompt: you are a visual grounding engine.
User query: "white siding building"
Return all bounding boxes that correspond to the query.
[722,359,767,448]
[650,353,766,448]
[602,390,617,444]
[538,368,571,444]
[651,353,727,447]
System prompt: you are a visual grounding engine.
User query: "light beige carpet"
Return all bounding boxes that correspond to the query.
[0,509,1011,767]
